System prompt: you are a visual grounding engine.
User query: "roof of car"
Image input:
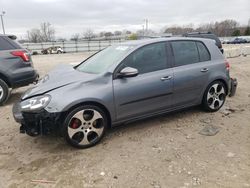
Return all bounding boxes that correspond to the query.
[121,37,213,46]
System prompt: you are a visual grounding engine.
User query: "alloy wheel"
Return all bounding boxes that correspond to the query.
[67,109,105,146]
[206,83,226,110]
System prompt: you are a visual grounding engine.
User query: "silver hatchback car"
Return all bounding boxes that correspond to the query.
[13,38,233,148]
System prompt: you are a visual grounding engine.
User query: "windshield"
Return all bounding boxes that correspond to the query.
[77,45,134,74]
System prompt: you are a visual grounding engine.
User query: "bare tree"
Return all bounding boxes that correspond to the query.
[27,29,41,43]
[104,32,113,38]
[70,33,80,41]
[40,22,55,42]
[26,22,56,42]
[197,19,239,36]
[83,29,94,40]
[164,26,194,35]
[125,30,132,35]
[114,31,122,36]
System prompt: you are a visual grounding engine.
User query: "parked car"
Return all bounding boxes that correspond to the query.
[13,38,235,149]
[41,46,64,54]
[0,34,38,105]
[183,32,224,53]
[227,37,248,44]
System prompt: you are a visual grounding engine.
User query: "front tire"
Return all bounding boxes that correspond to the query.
[62,105,108,149]
[202,81,227,112]
[0,79,10,105]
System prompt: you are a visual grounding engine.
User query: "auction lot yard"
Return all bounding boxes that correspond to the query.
[0,52,250,188]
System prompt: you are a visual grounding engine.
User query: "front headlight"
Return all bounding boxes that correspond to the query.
[20,95,51,112]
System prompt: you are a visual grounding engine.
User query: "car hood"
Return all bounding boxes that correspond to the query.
[22,64,99,100]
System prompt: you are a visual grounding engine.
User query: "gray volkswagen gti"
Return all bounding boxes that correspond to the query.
[13,38,233,149]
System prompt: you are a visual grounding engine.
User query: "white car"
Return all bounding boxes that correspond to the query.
[41,46,64,54]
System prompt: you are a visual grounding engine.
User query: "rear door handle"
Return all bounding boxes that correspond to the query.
[201,68,209,72]
[161,76,172,81]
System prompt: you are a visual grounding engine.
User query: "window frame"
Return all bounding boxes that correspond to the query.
[170,40,211,67]
[113,41,171,79]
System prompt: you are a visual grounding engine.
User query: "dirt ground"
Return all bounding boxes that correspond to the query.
[0,52,249,188]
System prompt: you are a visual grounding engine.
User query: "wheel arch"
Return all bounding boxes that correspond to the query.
[212,78,229,95]
[0,72,11,87]
[62,101,112,128]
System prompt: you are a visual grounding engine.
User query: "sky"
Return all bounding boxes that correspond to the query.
[0,0,250,39]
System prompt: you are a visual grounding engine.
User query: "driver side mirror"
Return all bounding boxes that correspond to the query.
[117,67,138,78]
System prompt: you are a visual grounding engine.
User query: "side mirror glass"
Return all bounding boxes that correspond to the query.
[118,67,138,78]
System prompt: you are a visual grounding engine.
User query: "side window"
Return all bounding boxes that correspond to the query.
[122,42,167,74]
[171,41,199,67]
[196,42,210,62]
[0,37,15,50]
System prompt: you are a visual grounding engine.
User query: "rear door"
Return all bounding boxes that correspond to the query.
[113,42,174,121]
[170,40,211,107]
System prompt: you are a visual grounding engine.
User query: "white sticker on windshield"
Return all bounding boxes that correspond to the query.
[115,46,129,51]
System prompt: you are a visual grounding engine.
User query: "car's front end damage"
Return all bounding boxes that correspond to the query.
[12,97,63,136]
[12,64,112,137]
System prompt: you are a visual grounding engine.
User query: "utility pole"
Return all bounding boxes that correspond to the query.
[0,11,6,34]
[142,24,145,38]
[144,19,148,36]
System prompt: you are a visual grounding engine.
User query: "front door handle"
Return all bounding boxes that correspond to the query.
[161,76,172,81]
[201,68,209,72]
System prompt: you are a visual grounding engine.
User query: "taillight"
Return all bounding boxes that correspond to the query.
[11,51,30,62]
[225,59,230,71]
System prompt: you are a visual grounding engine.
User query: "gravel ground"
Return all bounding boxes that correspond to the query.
[0,53,249,188]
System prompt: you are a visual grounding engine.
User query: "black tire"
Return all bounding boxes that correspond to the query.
[0,79,10,105]
[62,105,108,149]
[202,80,227,112]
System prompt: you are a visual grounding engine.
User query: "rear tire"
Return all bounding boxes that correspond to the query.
[0,79,10,105]
[202,81,226,112]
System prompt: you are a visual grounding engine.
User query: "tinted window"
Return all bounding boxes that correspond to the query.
[197,42,210,62]
[0,37,16,50]
[122,42,167,74]
[171,41,199,66]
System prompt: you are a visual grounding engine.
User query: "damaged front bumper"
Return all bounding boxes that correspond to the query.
[12,102,62,136]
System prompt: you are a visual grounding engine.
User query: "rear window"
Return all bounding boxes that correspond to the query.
[197,42,210,62]
[0,36,22,50]
[171,41,199,67]
[0,37,15,50]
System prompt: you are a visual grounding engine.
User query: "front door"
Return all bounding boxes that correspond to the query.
[113,42,173,121]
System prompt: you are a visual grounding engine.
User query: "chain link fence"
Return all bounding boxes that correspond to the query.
[22,39,126,54]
